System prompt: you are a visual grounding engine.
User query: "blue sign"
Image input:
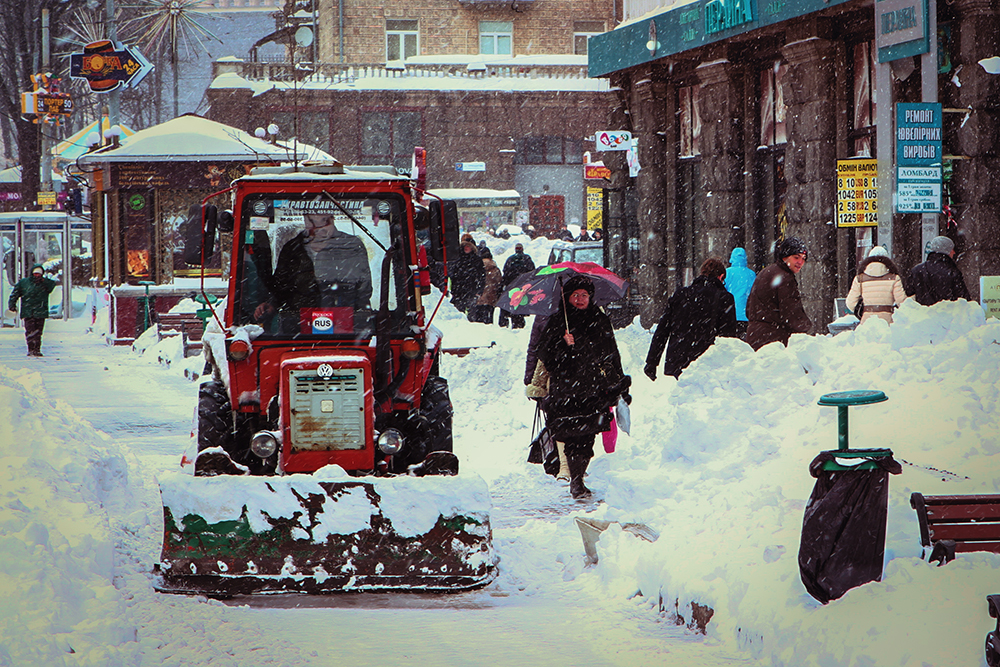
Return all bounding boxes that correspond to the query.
[895,103,942,213]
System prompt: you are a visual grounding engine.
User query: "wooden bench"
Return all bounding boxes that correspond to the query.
[910,493,1000,564]
[156,312,206,357]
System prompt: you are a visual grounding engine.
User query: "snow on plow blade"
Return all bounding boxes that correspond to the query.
[154,472,497,595]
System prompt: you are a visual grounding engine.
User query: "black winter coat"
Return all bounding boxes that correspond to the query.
[745,262,813,351]
[450,248,485,311]
[271,231,373,312]
[905,252,970,306]
[646,275,738,378]
[502,251,536,289]
[536,303,628,438]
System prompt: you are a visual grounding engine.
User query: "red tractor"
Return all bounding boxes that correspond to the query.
[155,160,495,596]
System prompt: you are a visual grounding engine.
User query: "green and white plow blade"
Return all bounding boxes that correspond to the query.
[155,471,497,595]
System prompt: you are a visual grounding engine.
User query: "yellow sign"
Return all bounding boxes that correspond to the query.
[836,159,878,227]
[37,191,57,206]
[981,276,1000,319]
[586,187,603,230]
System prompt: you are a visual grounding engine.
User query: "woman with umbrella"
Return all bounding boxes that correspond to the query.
[535,274,630,499]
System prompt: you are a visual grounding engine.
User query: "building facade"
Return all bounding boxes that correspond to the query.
[205,0,624,238]
[589,0,1000,329]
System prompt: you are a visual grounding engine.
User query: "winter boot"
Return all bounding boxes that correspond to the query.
[568,453,592,499]
[555,441,571,481]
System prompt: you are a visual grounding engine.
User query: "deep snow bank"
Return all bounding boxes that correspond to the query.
[442,297,1000,666]
[0,367,136,665]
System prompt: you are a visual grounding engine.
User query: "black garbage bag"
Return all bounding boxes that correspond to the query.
[798,451,902,604]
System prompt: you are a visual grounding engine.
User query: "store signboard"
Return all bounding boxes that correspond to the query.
[875,0,928,62]
[836,159,878,227]
[981,276,1000,319]
[895,103,942,213]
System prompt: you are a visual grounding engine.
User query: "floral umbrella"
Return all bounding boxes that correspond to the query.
[500,261,628,316]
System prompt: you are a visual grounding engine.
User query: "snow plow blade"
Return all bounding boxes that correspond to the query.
[154,472,497,596]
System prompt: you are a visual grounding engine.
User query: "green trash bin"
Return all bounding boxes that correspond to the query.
[798,389,901,603]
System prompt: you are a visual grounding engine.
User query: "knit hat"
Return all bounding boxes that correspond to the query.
[928,236,955,254]
[777,237,808,260]
[31,265,43,275]
[562,274,595,298]
[868,246,888,258]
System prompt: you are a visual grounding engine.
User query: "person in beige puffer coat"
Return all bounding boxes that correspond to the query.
[845,246,907,324]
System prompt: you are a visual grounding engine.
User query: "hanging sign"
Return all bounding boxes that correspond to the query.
[69,40,153,93]
[895,103,942,213]
[595,131,632,151]
[836,159,879,227]
[875,0,929,63]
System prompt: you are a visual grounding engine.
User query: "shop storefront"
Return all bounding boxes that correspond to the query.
[589,0,1000,328]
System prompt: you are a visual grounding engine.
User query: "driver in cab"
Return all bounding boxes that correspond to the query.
[254,213,373,330]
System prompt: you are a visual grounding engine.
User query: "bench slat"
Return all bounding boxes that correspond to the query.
[922,495,1000,505]
[954,542,1000,554]
[927,504,1000,521]
[928,523,1000,542]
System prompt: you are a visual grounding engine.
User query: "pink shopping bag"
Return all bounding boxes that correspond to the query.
[603,408,617,453]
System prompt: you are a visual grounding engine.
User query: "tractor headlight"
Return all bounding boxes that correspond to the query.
[377,428,405,455]
[250,430,280,458]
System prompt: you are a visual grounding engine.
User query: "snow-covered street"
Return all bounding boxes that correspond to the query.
[1,291,998,665]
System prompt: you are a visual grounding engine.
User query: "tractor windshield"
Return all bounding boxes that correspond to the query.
[233,191,412,339]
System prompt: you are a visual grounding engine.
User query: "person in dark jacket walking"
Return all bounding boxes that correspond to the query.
[471,249,502,324]
[906,236,970,306]
[745,237,813,351]
[536,275,630,499]
[499,243,536,328]
[8,264,57,356]
[644,258,738,380]
[724,247,756,340]
[450,240,485,314]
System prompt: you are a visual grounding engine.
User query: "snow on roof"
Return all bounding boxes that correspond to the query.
[427,188,521,202]
[78,114,308,164]
[211,57,611,95]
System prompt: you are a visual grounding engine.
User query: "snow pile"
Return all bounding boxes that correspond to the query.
[0,367,136,665]
[442,297,1000,666]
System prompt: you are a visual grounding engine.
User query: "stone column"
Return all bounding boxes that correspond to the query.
[628,66,673,327]
[781,35,838,331]
[695,58,745,264]
[949,0,1000,299]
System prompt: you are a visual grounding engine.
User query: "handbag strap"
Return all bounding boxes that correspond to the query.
[531,402,542,440]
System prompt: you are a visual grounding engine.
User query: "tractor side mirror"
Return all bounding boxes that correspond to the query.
[428,199,459,265]
[182,204,218,266]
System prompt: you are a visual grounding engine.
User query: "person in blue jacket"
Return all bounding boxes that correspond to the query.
[724,247,756,340]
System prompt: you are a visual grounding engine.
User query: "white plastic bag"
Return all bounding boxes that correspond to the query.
[616,396,631,435]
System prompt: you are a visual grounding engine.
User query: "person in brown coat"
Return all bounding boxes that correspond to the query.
[470,248,502,324]
[745,237,813,351]
[845,246,907,324]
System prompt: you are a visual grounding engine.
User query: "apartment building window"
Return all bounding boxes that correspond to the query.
[851,41,877,157]
[386,20,418,61]
[573,21,604,56]
[515,136,582,165]
[480,21,512,55]
[759,61,787,147]
[361,110,422,170]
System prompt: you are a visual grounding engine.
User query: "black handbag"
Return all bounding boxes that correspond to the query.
[853,297,864,319]
[547,409,613,438]
[527,404,556,469]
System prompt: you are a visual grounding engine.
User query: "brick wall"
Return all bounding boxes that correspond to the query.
[316,0,615,62]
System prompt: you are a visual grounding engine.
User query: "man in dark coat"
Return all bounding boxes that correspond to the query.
[499,243,536,328]
[8,264,57,356]
[644,258,738,380]
[449,240,485,313]
[255,214,373,332]
[537,275,630,499]
[745,237,813,351]
[906,235,970,306]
